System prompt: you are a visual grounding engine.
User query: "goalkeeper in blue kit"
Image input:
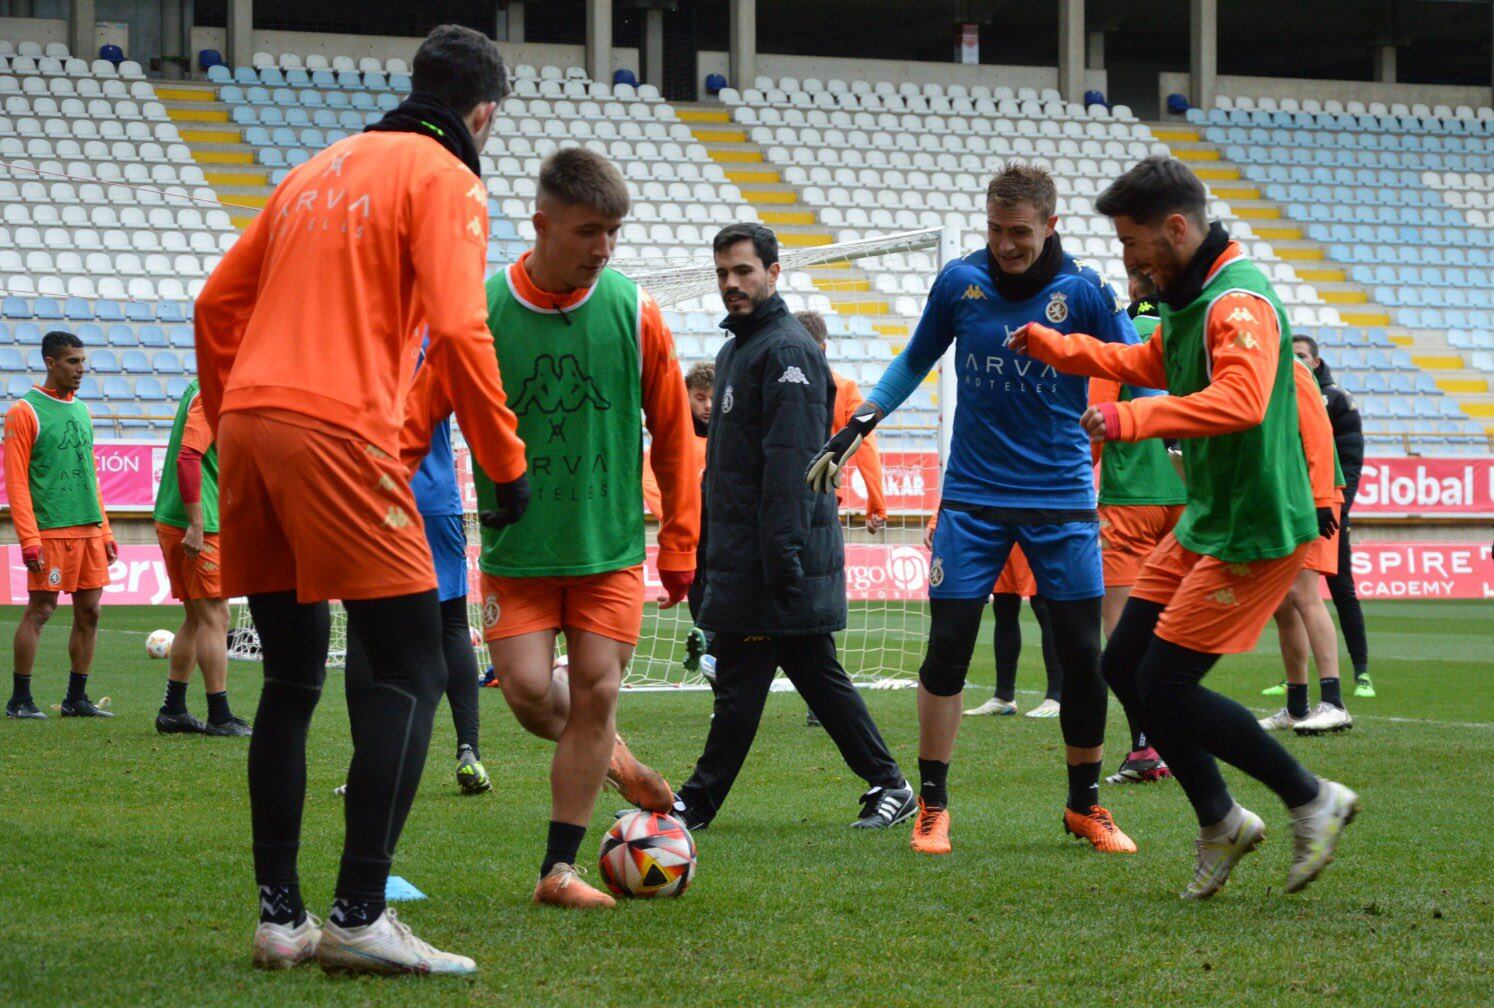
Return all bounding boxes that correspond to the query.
[809,163,1141,855]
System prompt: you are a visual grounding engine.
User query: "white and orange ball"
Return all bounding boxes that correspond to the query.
[599,811,697,899]
[145,629,174,659]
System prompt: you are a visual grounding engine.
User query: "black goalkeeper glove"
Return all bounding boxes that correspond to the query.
[1316,506,1339,539]
[806,404,883,493]
[481,474,532,530]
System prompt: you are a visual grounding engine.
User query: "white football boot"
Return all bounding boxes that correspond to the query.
[1286,779,1360,893]
[1025,698,1061,719]
[1294,702,1353,735]
[964,697,1018,717]
[252,914,322,970]
[1258,707,1307,731]
[1183,808,1267,901]
[316,908,476,976]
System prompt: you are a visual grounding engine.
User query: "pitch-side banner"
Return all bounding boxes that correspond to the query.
[0,440,164,512]
[1352,457,1494,516]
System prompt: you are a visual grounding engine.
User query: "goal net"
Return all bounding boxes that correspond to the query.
[230,224,955,692]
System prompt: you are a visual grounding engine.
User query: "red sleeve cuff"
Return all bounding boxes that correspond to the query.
[1096,401,1123,441]
[177,446,204,505]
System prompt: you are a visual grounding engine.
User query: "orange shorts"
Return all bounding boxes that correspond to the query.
[155,522,223,600]
[479,566,644,646]
[991,543,1036,597]
[1303,503,1340,576]
[1099,503,1185,588]
[27,535,110,594]
[217,410,435,603]
[1133,532,1312,654]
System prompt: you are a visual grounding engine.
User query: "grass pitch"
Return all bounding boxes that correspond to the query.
[0,600,1489,1007]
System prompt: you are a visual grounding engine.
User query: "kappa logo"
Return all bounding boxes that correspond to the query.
[962,284,987,300]
[1227,562,1253,578]
[778,365,810,385]
[1225,305,1258,325]
[47,567,61,587]
[721,385,735,414]
[929,556,945,588]
[1045,291,1069,324]
[482,594,501,629]
[465,215,484,240]
[376,473,398,493]
[382,506,412,529]
[1209,587,1238,606]
[1136,300,1155,314]
[1234,331,1260,350]
[511,353,612,444]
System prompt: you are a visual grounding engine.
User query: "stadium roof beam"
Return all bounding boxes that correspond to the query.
[1189,0,1216,110]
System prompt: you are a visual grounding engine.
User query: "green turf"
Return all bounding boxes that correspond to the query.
[0,601,1490,1007]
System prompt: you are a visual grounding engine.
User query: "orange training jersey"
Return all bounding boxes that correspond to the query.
[194,130,526,484]
[1292,359,1341,507]
[643,432,706,522]
[833,371,886,519]
[3,388,113,548]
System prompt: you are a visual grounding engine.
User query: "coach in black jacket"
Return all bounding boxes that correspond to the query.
[1295,335,1371,690]
[672,223,914,831]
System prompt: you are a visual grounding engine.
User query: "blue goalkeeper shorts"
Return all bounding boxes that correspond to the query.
[423,513,469,603]
[927,502,1103,602]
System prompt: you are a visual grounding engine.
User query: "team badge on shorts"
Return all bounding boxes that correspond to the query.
[482,593,501,629]
[721,386,734,414]
[48,567,61,587]
[929,556,944,588]
[1045,291,1069,324]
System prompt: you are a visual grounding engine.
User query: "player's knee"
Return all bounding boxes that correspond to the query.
[73,600,101,628]
[918,656,968,696]
[24,600,56,626]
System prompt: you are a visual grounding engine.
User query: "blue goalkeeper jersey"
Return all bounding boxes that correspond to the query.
[867,246,1138,510]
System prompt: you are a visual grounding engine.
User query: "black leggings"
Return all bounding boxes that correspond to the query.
[346,595,480,755]
[1102,598,1319,826]
[247,589,444,904]
[990,593,1062,702]
[920,595,1106,748]
[1323,504,1368,677]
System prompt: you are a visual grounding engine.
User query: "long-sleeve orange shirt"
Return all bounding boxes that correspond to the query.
[1293,359,1342,507]
[832,371,887,519]
[194,130,526,484]
[3,387,113,549]
[643,432,706,522]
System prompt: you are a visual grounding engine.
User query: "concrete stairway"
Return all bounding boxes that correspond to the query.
[153,81,268,229]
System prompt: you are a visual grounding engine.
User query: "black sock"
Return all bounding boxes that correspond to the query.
[65,672,88,703]
[541,821,587,878]
[1066,760,1102,813]
[162,679,188,715]
[458,741,480,762]
[258,883,306,927]
[329,897,384,929]
[11,673,32,705]
[1319,677,1343,710]
[1352,662,1369,681]
[917,757,949,809]
[1286,682,1309,718]
[206,690,231,723]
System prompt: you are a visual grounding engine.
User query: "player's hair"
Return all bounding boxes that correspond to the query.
[794,310,828,346]
[1096,156,1208,228]
[411,24,509,114]
[685,361,715,392]
[537,147,631,218]
[41,329,82,362]
[986,161,1057,220]
[712,222,779,268]
[1293,334,1320,356]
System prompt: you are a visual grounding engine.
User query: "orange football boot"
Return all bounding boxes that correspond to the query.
[1064,804,1138,853]
[532,863,616,909]
[910,798,952,855]
[606,733,674,813]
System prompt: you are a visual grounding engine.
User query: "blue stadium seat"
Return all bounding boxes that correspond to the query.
[207,63,231,84]
[126,302,155,322]
[244,126,270,146]
[299,89,325,108]
[168,325,193,347]
[258,106,286,127]
[231,105,259,127]
[2,297,30,319]
[120,350,150,373]
[94,299,124,322]
[6,374,32,399]
[89,348,118,372]
[135,377,165,400]
[336,71,363,90]
[165,376,190,399]
[351,91,376,110]
[116,402,148,429]
[138,325,167,348]
[233,67,258,85]
[260,148,286,167]
[152,351,182,374]
[64,298,93,321]
[156,302,187,323]
[78,376,101,401]
[326,90,350,110]
[75,322,103,345]
[184,350,197,372]
[102,375,132,401]
[285,107,311,127]
[0,346,23,372]
[105,324,135,347]
[285,69,311,87]
[260,67,285,86]
[219,85,245,104]
[32,298,62,321]
[311,70,336,88]
[389,74,411,93]
[13,322,40,345]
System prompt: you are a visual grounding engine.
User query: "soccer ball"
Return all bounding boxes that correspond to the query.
[599,811,697,899]
[145,629,174,659]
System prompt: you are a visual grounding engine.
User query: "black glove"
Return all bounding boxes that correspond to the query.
[481,474,531,529]
[1316,506,1339,539]
[806,404,883,493]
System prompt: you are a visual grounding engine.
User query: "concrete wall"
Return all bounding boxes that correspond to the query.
[698,49,1107,97]
[0,14,128,57]
[1159,71,1493,113]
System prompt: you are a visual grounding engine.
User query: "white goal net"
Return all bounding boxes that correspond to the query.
[230,224,955,691]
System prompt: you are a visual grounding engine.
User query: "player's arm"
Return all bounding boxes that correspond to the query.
[1327,384,1364,504]
[641,448,664,520]
[638,295,699,607]
[398,361,453,477]
[808,267,955,491]
[410,165,528,517]
[94,478,116,563]
[194,207,273,433]
[177,396,212,555]
[1006,318,1167,388]
[839,377,887,528]
[1093,292,1281,443]
[1293,363,1337,508]
[3,401,41,569]
[762,342,831,591]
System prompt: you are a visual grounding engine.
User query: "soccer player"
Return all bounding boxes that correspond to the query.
[153,377,249,736]
[1259,358,1352,736]
[196,26,529,974]
[4,330,116,720]
[1008,156,1360,899]
[405,147,697,910]
[810,163,1139,856]
[1097,285,1185,784]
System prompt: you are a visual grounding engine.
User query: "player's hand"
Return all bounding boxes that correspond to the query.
[864,513,886,535]
[22,545,41,573]
[659,568,694,609]
[1081,402,1121,443]
[1003,321,1061,357]
[1316,507,1339,539]
[183,524,204,556]
[806,405,883,493]
[480,474,531,529]
[104,540,118,564]
[922,523,934,550]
